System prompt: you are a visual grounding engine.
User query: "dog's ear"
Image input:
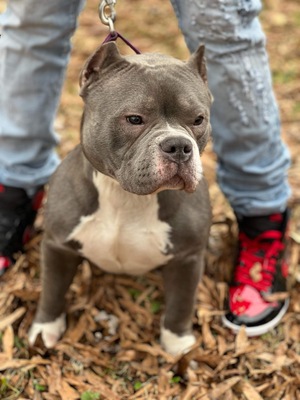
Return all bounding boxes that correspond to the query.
[79,42,124,91]
[187,44,207,84]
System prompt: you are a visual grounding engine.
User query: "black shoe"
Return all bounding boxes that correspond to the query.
[0,184,44,275]
[222,210,290,336]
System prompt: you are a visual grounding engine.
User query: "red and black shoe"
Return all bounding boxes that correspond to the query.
[222,210,290,336]
[0,184,44,275]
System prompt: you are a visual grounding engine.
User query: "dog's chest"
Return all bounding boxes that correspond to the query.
[68,173,173,275]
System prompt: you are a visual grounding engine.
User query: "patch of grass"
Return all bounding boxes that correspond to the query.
[128,288,142,300]
[170,376,182,384]
[150,300,161,314]
[261,332,273,341]
[81,391,100,400]
[14,335,25,350]
[0,377,9,396]
[33,380,47,392]
[273,69,297,84]
[0,376,22,398]
[103,367,118,380]
[292,101,300,116]
[134,381,143,391]
[293,11,300,26]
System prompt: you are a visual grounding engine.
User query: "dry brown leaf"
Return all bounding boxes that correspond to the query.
[0,294,14,316]
[42,395,61,400]
[217,282,227,309]
[284,320,300,342]
[272,355,293,369]
[57,380,79,400]
[11,288,40,301]
[84,371,122,400]
[0,356,50,371]
[120,325,140,341]
[202,319,217,350]
[235,325,248,353]
[0,353,9,364]
[120,299,152,326]
[126,342,176,363]
[0,307,26,330]
[254,382,272,393]
[237,380,264,400]
[263,292,289,302]
[117,349,137,361]
[158,368,172,397]
[181,384,199,400]
[47,363,62,395]
[2,324,14,360]
[65,312,89,342]
[250,352,274,363]
[217,334,227,356]
[208,377,241,399]
[197,307,224,320]
[222,389,234,400]
[128,382,154,400]
[234,344,258,357]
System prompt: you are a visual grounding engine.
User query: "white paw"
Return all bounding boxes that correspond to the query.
[160,326,196,356]
[28,313,66,348]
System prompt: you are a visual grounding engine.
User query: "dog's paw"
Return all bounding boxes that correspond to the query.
[160,327,196,356]
[28,313,66,348]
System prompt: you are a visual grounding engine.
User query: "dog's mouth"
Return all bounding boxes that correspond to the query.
[153,163,202,194]
[116,153,202,195]
[156,174,185,192]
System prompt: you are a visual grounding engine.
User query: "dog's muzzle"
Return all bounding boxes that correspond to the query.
[159,136,193,164]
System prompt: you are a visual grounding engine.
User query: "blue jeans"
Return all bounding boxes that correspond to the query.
[0,0,291,215]
[0,0,84,195]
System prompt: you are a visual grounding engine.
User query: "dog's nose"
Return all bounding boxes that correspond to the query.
[159,136,193,163]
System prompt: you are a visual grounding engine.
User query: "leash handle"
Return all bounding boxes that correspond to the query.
[102,31,141,55]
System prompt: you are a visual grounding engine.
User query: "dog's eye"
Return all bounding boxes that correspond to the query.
[193,116,204,126]
[126,115,144,125]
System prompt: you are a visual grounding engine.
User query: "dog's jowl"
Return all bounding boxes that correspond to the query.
[29,42,212,356]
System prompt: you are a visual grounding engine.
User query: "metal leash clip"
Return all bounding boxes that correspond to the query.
[99,0,141,54]
[99,0,117,33]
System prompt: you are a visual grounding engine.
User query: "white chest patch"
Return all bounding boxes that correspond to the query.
[68,172,173,275]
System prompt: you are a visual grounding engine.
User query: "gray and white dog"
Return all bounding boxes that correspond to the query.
[29,42,212,356]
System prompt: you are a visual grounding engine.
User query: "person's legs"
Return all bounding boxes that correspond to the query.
[0,0,84,272]
[170,0,290,215]
[0,0,84,192]
[171,0,291,335]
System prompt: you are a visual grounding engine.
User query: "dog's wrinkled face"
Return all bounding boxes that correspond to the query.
[79,42,212,195]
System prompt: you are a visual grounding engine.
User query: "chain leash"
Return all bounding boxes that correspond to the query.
[98,0,141,54]
[99,0,117,33]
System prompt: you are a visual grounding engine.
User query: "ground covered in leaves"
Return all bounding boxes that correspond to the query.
[0,0,299,399]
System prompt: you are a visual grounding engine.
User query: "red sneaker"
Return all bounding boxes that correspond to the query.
[222,211,289,336]
[0,184,44,275]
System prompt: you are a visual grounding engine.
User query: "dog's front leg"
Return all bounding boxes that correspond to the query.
[161,253,204,355]
[29,238,82,348]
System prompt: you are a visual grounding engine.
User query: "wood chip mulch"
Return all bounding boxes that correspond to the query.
[0,166,299,399]
[0,0,299,398]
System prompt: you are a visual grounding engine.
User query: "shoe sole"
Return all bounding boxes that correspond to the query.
[221,298,290,337]
[0,256,13,276]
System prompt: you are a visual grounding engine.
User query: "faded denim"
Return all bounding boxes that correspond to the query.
[0,0,291,215]
[0,0,84,194]
[170,0,291,216]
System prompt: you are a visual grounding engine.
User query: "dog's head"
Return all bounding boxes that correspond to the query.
[79,42,212,195]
